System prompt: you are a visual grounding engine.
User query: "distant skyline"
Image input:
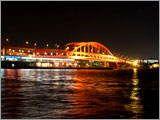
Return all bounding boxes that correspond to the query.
[2,1,159,59]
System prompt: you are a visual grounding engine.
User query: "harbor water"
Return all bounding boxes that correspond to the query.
[1,68,159,119]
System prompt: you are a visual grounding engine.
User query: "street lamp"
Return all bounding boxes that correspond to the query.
[34,43,37,47]
[6,38,9,42]
[5,38,9,45]
[26,41,29,45]
[55,44,59,49]
[46,44,49,48]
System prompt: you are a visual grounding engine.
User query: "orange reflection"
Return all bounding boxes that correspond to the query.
[125,68,143,119]
[67,69,130,119]
[2,69,23,119]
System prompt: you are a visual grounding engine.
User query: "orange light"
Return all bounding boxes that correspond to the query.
[153,64,159,68]
[133,61,138,66]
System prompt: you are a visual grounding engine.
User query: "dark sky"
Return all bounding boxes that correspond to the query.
[2,1,159,59]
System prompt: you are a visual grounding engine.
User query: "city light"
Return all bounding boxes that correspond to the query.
[74,63,78,66]
[133,61,138,66]
[153,64,159,68]
[26,41,29,45]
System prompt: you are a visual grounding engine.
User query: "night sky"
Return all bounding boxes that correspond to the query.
[2,1,159,59]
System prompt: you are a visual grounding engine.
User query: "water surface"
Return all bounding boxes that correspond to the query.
[1,68,159,119]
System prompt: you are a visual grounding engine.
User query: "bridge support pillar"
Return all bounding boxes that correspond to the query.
[104,61,109,68]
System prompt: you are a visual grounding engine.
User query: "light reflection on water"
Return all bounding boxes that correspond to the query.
[125,68,143,119]
[1,68,159,119]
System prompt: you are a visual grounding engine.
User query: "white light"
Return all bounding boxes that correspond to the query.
[36,62,41,67]
[21,57,75,61]
[12,64,15,67]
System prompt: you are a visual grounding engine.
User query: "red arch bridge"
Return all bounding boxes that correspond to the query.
[1,42,133,68]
